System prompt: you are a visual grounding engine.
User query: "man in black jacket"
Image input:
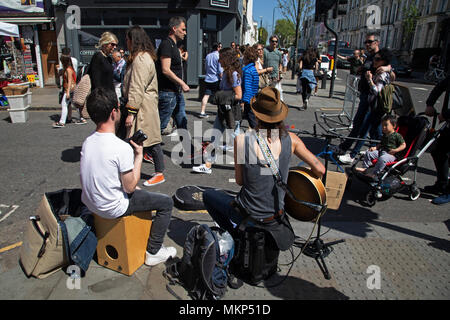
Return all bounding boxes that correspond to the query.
[424,75,450,205]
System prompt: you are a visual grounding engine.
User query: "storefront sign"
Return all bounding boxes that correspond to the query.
[0,0,44,13]
[210,0,229,8]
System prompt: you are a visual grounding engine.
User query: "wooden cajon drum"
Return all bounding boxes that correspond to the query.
[94,211,152,276]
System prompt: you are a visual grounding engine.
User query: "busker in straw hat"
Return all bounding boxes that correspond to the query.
[202,86,325,250]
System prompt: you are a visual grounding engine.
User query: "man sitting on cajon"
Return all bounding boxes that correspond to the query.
[80,88,176,266]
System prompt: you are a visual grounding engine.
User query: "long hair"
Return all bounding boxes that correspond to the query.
[125,25,157,64]
[219,47,241,87]
[302,47,317,67]
[60,53,72,70]
[255,120,288,138]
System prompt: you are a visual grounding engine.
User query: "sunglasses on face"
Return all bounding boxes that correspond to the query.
[110,43,118,47]
[270,40,278,43]
[364,40,377,44]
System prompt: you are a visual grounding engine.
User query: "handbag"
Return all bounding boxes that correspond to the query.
[72,74,91,109]
[259,72,270,90]
[19,189,95,279]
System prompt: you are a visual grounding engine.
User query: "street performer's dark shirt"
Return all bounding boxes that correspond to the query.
[156,37,183,92]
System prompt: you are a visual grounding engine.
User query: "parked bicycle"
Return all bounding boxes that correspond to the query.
[424,67,447,83]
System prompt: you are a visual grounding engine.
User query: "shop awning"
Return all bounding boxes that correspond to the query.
[0,21,19,37]
[0,16,53,25]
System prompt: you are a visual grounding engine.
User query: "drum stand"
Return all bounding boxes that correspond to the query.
[302,133,345,280]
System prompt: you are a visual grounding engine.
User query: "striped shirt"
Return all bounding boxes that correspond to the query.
[242,63,259,104]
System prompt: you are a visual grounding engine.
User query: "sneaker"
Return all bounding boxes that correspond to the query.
[338,153,355,165]
[192,164,212,174]
[199,112,209,119]
[143,173,165,186]
[143,153,154,164]
[145,245,177,266]
[431,193,450,205]
[166,130,178,137]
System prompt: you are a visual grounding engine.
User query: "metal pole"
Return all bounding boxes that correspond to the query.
[323,6,338,98]
[291,0,302,80]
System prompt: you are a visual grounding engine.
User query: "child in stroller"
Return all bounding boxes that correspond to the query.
[347,114,431,206]
[355,114,406,179]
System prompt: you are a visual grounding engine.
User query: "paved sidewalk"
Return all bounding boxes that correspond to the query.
[0,71,449,305]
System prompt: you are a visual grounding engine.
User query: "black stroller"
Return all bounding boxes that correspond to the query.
[347,114,447,206]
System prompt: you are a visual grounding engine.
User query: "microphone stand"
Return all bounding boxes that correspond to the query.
[291,126,345,280]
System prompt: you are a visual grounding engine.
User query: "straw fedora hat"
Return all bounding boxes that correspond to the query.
[250,86,288,123]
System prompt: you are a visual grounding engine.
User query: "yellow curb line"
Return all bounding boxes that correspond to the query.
[0,241,23,254]
[177,210,208,214]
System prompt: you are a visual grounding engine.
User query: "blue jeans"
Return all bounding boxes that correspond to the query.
[158,91,187,131]
[349,110,382,158]
[203,189,244,235]
[339,93,382,157]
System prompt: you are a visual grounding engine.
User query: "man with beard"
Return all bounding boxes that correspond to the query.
[80,88,176,266]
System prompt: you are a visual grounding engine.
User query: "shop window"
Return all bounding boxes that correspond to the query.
[103,11,132,26]
[131,16,158,26]
[202,14,218,31]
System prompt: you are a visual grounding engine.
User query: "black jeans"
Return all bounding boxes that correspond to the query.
[144,143,165,173]
[123,189,173,254]
[242,102,256,129]
[301,78,312,103]
[431,125,450,190]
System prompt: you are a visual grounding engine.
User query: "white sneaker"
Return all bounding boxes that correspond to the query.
[338,153,355,164]
[192,164,212,174]
[166,130,178,137]
[145,245,177,266]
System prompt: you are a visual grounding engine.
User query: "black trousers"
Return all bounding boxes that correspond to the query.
[123,189,173,254]
[431,125,450,190]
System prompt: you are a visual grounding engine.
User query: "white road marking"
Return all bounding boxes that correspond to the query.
[411,87,429,91]
[0,204,19,223]
[229,179,236,183]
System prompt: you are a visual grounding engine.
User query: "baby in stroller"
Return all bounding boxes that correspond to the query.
[355,114,406,179]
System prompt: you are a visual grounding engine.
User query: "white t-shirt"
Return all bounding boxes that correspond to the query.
[80,132,134,219]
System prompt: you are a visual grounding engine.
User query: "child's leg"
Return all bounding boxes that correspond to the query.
[372,151,396,174]
[362,150,379,169]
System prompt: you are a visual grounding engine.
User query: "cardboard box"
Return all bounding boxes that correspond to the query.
[325,171,348,210]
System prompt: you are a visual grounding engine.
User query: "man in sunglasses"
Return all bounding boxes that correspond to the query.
[264,35,284,100]
[338,32,395,164]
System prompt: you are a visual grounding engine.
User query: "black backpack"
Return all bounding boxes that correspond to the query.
[165,224,236,300]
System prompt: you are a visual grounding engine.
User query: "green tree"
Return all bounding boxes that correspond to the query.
[258,27,268,45]
[402,4,420,49]
[275,19,296,47]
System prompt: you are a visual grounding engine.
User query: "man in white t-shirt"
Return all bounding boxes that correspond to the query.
[80,88,176,266]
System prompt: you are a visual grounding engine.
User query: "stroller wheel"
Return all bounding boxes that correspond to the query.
[365,191,376,207]
[410,186,421,201]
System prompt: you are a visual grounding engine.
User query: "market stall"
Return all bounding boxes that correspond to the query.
[0,22,32,122]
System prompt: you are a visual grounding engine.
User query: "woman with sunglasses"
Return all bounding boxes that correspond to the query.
[88,31,118,92]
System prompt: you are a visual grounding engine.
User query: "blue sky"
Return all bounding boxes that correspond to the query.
[253,0,284,35]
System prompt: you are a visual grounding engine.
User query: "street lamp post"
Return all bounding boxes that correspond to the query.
[272,6,279,36]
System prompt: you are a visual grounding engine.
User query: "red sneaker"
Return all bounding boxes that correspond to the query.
[143,153,154,164]
[143,173,165,186]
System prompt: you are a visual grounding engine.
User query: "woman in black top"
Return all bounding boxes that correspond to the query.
[298,47,318,110]
[88,32,118,91]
